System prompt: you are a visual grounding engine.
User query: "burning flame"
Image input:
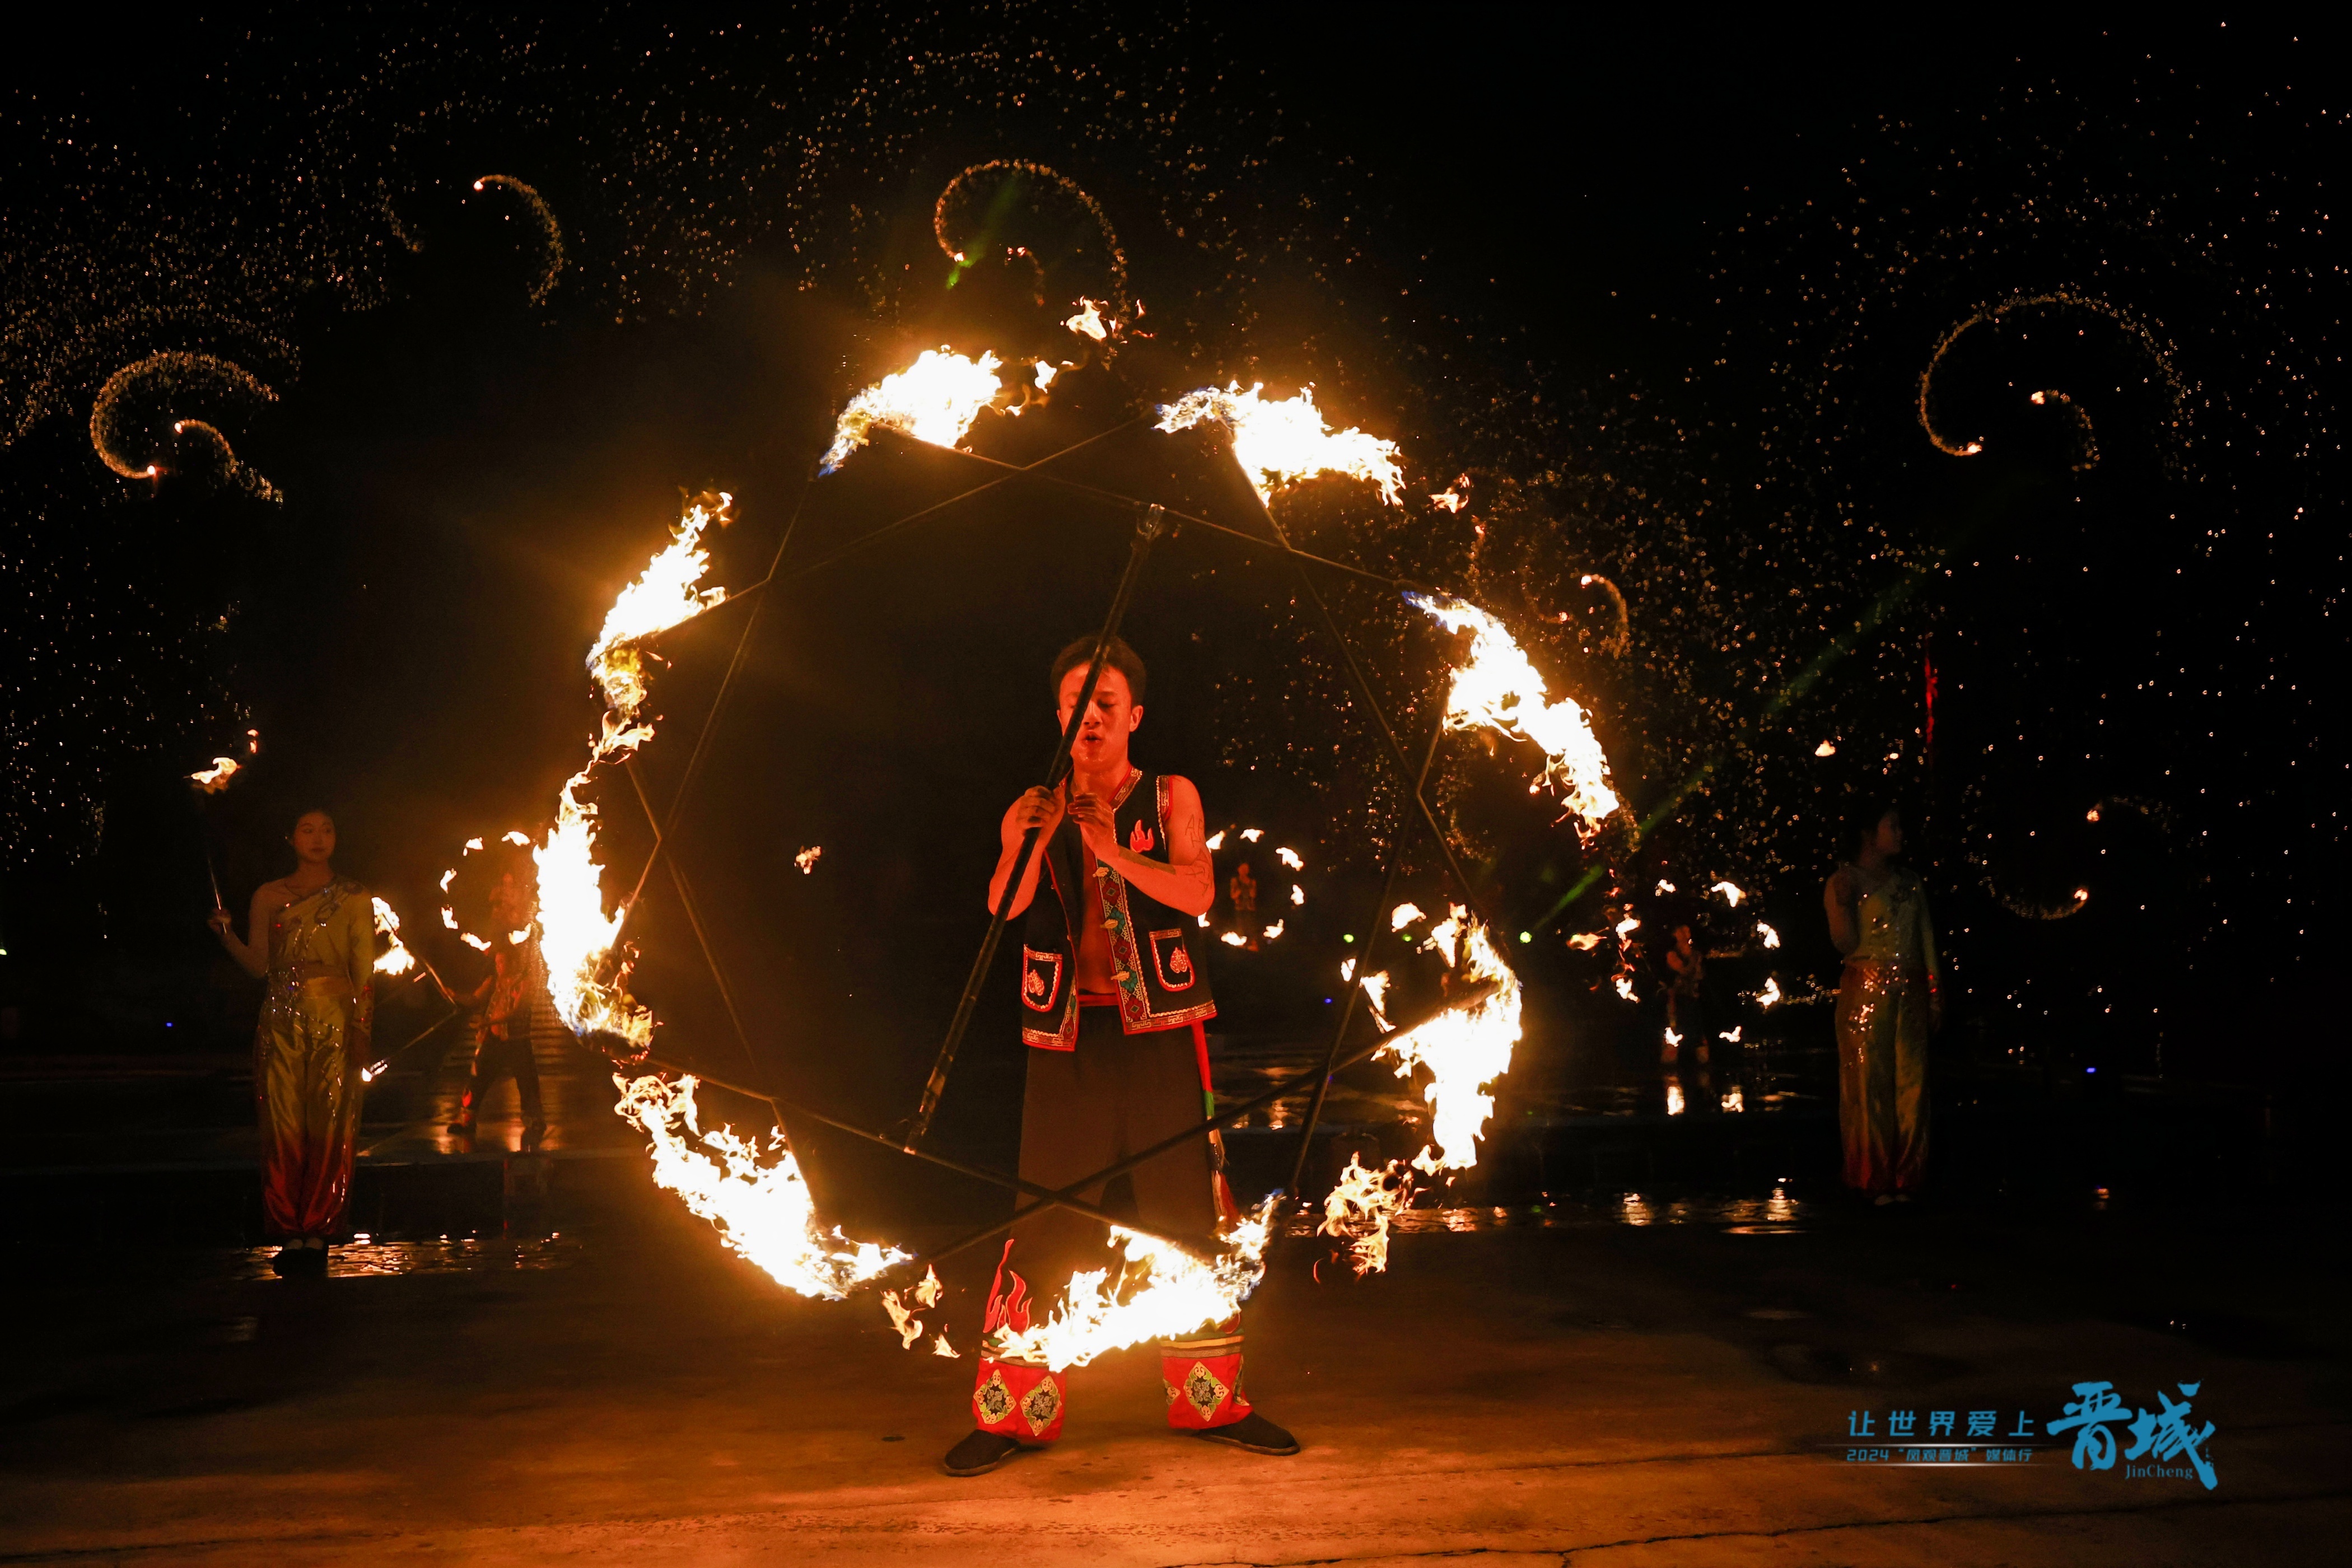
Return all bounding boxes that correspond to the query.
[1155,382,1404,507]
[1319,1154,1407,1276]
[1756,922,1781,949]
[1567,932,1604,950]
[1290,884,1305,907]
[1404,592,1621,836]
[1430,473,1471,513]
[538,497,731,1048]
[503,830,531,847]
[1390,902,1425,931]
[188,757,243,792]
[1709,880,1744,907]
[882,1288,924,1349]
[1321,908,1524,1272]
[987,1203,1276,1373]
[1240,828,1263,842]
[823,348,1004,473]
[1065,299,1110,340]
[1261,918,1286,941]
[615,1075,906,1299]
[795,846,823,875]
[1666,1080,1686,1117]
[1756,977,1783,1007]
[1203,830,1226,851]
[1655,879,1677,894]
[1815,740,1837,757]
[371,897,416,976]
[1276,847,1304,870]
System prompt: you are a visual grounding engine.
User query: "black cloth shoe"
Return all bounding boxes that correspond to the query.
[270,1245,304,1277]
[1189,1411,1299,1455]
[941,1429,1026,1477]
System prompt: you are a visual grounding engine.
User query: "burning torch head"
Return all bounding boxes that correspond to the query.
[288,809,337,869]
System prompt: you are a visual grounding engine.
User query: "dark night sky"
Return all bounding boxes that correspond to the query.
[1,11,2340,1121]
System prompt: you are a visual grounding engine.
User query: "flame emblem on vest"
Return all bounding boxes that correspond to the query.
[1129,821,1155,853]
[1024,966,1048,1000]
[1168,944,1192,977]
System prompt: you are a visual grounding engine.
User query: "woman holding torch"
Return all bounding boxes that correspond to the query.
[209,807,375,1276]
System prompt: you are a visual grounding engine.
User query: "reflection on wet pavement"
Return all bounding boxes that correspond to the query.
[1273,1188,1812,1236]
[223,1234,586,1281]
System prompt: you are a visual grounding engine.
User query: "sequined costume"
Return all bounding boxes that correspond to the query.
[254,878,374,1238]
[1833,865,1939,1194]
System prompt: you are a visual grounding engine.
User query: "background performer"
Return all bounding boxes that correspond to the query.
[943,636,1299,1477]
[209,807,375,1276]
[447,869,553,1152]
[1824,801,1942,1203]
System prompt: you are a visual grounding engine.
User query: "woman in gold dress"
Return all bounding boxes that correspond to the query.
[1824,802,1942,1203]
[209,808,375,1275]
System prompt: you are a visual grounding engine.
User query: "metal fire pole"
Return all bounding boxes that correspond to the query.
[903,502,1169,1145]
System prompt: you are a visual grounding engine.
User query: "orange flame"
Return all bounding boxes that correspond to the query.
[537,496,731,1047]
[188,757,243,793]
[1155,382,1404,506]
[614,1075,907,1299]
[1405,593,1621,836]
[370,897,417,977]
[823,348,1004,472]
[984,1201,1277,1372]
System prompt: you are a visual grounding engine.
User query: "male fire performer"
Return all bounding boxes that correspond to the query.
[942,636,1299,1477]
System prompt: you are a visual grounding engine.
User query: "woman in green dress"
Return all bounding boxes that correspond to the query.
[1824,802,1942,1202]
[209,808,375,1275]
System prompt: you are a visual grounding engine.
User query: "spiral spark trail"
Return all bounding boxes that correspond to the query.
[88,351,279,498]
[934,158,1130,319]
[1916,290,2188,465]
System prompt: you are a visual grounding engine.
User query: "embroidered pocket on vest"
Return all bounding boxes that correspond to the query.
[1020,948,1065,1012]
[1147,930,1198,992]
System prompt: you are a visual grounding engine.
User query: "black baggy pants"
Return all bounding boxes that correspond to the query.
[1010,1001,1217,1296]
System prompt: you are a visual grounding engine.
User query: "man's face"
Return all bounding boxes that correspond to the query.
[1057,665,1141,767]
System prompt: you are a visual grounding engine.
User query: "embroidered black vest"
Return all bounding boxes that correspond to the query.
[1019,769,1217,1048]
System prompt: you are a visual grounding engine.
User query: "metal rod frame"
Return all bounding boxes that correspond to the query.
[597,407,1503,1276]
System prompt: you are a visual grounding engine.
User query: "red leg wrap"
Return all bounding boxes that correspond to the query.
[972,1354,1066,1443]
[1160,1319,1250,1429]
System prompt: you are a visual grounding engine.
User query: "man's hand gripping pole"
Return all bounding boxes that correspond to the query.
[903,502,1169,1146]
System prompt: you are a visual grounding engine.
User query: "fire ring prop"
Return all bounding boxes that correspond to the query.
[481,318,1629,1366]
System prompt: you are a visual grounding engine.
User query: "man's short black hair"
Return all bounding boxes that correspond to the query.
[1049,634,1147,704]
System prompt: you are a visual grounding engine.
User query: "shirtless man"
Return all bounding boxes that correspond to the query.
[942,635,1299,1476]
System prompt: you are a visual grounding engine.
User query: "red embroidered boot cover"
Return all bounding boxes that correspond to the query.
[1160,1316,1250,1430]
[972,1240,1066,1444]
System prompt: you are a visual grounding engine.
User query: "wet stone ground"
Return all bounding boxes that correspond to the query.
[1,1152,2345,1565]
